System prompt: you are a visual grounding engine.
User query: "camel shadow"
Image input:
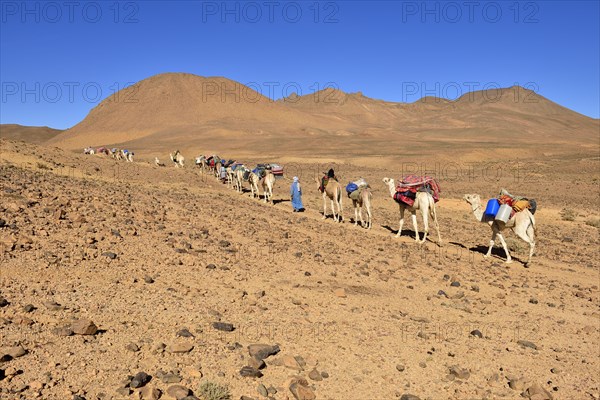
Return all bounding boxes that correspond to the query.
[381,225,419,239]
[273,199,290,205]
[468,244,525,264]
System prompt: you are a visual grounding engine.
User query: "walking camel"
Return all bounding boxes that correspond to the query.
[247,171,260,199]
[382,177,442,245]
[170,150,185,168]
[261,171,276,204]
[351,187,373,229]
[463,194,536,265]
[315,177,344,222]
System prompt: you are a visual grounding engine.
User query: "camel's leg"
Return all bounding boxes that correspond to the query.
[338,195,343,223]
[358,206,365,227]
[322,196,327,219]
[411,212,419,242]
[496,232,512,263]
[330,199,337,221]
[353,203,358,226]
[485,229,497,259]
[420,208,429,244]
[396,206,405,238]
[514,225,535,265]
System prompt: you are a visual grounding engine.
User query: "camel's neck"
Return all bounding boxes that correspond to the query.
[386,183,396,198]
[470,201,485,222]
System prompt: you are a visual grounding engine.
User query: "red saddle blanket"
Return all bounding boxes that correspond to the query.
[395,175,441,203]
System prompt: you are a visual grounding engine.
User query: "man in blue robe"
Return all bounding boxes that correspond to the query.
[290,176,304,212]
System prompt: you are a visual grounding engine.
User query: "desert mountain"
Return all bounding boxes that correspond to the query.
[0,124,63,144]
[46,73,598,157]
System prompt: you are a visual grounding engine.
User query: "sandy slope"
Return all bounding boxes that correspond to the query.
[1,139,598,400]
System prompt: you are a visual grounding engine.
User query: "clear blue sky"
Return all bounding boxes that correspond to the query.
[1,0,598,129]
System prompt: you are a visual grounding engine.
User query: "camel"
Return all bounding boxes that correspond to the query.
[248,171,260,199]
[225,166,236,188]
[261,171,276,204]
[170,150,185,168]
[463,194,536,265]
[84,147,95,155]
[212,156,222,178]
[315,177,344,222]
[121,149,134,162]
[382,177,442,245]
[233,166,247,193]
[350,187,373,229]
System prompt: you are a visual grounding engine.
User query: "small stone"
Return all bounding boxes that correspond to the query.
[23,304,35,313]
[509,377,526,391]
[470,329,483,338]
[2,345,26,359]
[321,371,329,378]
[248,344,280,360]
[522,382,553,400]
[517,340,538,350]
[43,301,63,311]
[257,383,268,397]
[102,251,117,259]
[248,356,266,370]
[160,373,182,384]
[289,378,315,400]
[168,343,194,353]
[400,395,422,400]
[529,298,539,304]
[72,319,98,335]
[281,355,303,371]
[550,367,560,374]
[125,343,140,352]
[334,288,346,298]
[144,276,154,284]
[437,290,448,298]
[448,365,470,380]
[212,322,234,332]
[0,297,8,307]
[166,384,190,399]
[53,326,74,336]
[206,264,216,270]
[450,281,460,287]
[395,364,406,372]
[139,385,161,400]
[130,372,151,388]
[239,366,263,378]
[176,328,194,338]
[308,368,323,381]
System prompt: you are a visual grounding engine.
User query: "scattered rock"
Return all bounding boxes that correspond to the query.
[166,384,190,399]
[144,276,154,284]
[248,344,280,360]
[257,383,268,397]
[333,288,346,298]
[102,251,117,259]
[449,365,470,380]
[395,364,406,372]
[470,329,483,338]
[212,322,234,332]
[23,304,35,313]
[71,319,98,335]
[139,385,162,400]
[400,395,421,400]
[309,368,323,381]
[0,297,8,307]
[53,326,74,336]
[509,377,527,391]
[281,355,303,371]
[130,372,151,388]
[43,300,63,311]
[125,343,140,352]
[176,328,194,338]
[289,377,315,400]
[168,343,194,353]
[450,281,460,287]
[2,345,27,359]
[521,382,553,400]
[517,340,538,350]
[239,366,263,378]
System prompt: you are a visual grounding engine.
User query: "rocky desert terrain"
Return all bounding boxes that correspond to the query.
[1,133,599,400]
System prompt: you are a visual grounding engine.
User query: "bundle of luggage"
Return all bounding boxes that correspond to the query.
[269,163,284,179]
[346,178,369,200]
[484,188,537,223]
[393,175,441,207]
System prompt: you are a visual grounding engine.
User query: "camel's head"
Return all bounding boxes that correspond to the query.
[382,177,394,186]
[463,194,481,205]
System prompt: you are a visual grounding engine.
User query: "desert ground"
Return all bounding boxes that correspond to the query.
[1,134,599,400]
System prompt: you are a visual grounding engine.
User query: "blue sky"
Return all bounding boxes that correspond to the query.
[1,0,599,129]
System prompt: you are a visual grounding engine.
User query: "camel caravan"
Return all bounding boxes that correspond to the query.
[83,147,134,162]
[81,147,538,266]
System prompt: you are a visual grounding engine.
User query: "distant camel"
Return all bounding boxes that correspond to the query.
[110,148,121,160]
[170,150,185,168]
[121,149,134,162]
[351,187,373,229]
[382,177,442,245]
[261,171,276,203]
[84,147,95,155]
[233,166,247,193]
[315,176,343,222]
[247,171,260,199]
[463,194,536,265]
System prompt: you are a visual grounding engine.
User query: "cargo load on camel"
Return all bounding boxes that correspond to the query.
[483,188,537,222]
[393,175,441,207]
[346,178,369,200]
